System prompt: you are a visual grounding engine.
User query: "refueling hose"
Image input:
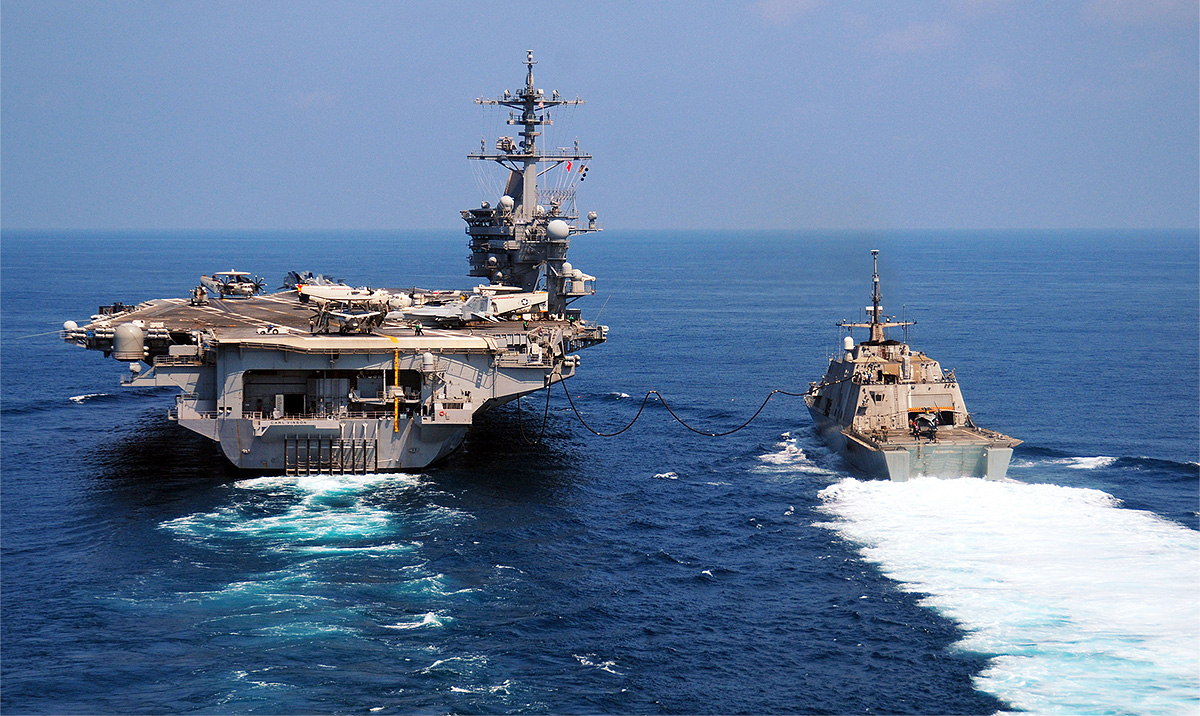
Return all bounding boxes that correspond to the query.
[516,369,811,444]
[562,384,809,438]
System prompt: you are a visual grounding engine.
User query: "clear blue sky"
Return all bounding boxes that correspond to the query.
[3,0,1196,230]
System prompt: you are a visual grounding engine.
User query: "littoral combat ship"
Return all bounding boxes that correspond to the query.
[806,251,1020,481]
[61,52,606,472]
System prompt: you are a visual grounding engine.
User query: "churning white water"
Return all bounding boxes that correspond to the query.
[817,477,1199,715]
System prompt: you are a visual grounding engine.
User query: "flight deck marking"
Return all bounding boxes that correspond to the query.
[246,303,310,320]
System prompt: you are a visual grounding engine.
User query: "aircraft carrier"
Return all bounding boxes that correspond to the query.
[805,251,1020,480]
[61,51,606,472]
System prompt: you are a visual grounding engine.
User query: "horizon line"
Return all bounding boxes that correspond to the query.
[3,226,1198,234]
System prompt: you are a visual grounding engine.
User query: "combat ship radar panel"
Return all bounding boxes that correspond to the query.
[60,52,606,473]
[805,251,1020,481]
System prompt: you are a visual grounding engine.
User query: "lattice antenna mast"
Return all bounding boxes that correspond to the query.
[870,249,884,342]
[469,50,590,221]
[461,51,601,316]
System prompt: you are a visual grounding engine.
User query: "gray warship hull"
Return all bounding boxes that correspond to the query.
[61,52,609,473]
[807,403,1014,481]
[65,293,604,472]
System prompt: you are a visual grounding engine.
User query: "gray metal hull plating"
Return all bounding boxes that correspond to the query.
[158,335,580,472]
[207,416,468,472]
[807,404,1013,482]
[70,292,604,473]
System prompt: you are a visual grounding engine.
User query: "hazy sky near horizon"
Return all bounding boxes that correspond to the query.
[3,1,1197,231]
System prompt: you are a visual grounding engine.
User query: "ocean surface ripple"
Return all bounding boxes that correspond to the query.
[2,229,1196,714]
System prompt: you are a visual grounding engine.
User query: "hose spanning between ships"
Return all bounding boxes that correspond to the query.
[516,376,813,445]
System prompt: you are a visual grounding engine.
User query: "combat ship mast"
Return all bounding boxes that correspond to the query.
[840,249,914,345]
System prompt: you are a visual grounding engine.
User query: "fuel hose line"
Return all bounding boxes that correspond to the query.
[516,371,814,444]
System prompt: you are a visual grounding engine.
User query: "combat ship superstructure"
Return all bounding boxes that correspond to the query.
[805,251,1020,480]
[61,52,605,472]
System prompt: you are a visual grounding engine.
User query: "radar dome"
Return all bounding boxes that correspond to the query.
[547,219,570,240]
[499,195,514,211]
[63,320,78,331]
[113,323,145,361]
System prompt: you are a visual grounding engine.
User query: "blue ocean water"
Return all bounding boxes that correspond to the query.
[2,229,1197,714]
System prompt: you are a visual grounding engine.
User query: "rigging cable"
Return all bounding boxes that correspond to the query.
[515,374,555,445]
[515,362,854,442]
[559,380,810,438]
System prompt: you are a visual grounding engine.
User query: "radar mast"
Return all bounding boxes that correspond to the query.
[838,249,915,344]
[462,50,600,316]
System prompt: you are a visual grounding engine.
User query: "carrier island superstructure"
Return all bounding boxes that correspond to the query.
[805,251,1020,480]
[61,52,606,473]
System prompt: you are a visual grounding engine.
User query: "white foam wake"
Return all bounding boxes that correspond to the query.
[1056,456,1119,470]
[574,653,622,675]
[68,392,109,403]
[165,473,427,547]
[817,478,1199,715]
[1011,455,1120,471]
[756,434,839,475]
[383,611,452,630]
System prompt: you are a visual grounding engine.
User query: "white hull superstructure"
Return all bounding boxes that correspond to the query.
[805,251,1020,481]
